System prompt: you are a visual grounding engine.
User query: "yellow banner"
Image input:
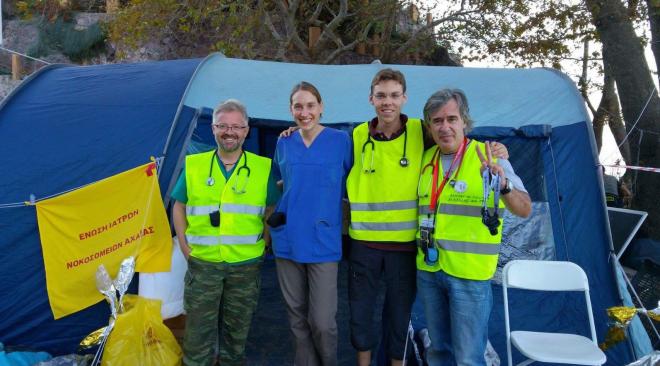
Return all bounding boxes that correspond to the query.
[36,162,172,319]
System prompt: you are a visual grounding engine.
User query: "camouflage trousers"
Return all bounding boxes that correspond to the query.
[183,257,261,366]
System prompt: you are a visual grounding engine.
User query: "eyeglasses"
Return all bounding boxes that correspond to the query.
[212,124,248,132]
[372,92,404,101]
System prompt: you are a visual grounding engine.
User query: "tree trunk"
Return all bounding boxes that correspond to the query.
[592,103,605,153]
[586,0,660,240]
[645,0,660,85]
[602,58,631,163]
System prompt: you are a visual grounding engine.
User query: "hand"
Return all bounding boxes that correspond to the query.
[180,241,191,260]
[487,141,509,160]
[476,142,507,190]
[279,126,299,138]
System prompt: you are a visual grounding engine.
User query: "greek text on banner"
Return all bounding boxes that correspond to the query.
[36,162,172,319]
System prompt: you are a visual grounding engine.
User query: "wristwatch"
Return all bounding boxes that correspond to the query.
[500,178,512,195]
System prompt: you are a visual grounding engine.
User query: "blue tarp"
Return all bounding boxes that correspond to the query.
[0,53,651,364]
[0,58,200,354]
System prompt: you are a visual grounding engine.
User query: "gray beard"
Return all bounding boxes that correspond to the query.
[219,143,241,152]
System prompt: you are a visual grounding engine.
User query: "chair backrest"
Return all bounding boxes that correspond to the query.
[503,259,589,291]
[502,259,599,355]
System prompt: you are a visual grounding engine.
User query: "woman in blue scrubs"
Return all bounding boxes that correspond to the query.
[270,81,352,366]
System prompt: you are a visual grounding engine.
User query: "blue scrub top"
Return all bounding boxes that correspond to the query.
[271,127,352,263]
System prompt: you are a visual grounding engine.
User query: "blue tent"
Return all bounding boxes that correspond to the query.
[0,53,651,364]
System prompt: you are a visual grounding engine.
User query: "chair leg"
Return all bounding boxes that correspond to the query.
[516,359,535,366]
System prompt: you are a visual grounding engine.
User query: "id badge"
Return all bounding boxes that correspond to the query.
[420,217,434,229]
[419,217,438,265]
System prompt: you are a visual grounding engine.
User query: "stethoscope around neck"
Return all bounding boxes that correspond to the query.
[206,149,250,194]
[361,126,409,174]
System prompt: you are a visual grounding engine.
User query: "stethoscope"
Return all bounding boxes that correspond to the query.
[361,127,408,174]
[206,149,250,194]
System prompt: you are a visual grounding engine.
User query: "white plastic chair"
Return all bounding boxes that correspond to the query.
[502,260,607,366]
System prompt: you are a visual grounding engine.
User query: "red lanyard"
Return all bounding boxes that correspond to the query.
[429,138,468,212]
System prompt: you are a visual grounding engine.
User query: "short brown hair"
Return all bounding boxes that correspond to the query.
[370,68,406,94]
[290,81,322,105]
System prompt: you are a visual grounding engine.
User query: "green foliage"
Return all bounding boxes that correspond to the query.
[28,18,107,62]
[15,0,73,21]
[107,0,264,60]
[107,0,435,64]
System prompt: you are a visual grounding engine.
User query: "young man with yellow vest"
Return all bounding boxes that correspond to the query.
[346,68,423,366]
[171,99,279,366]
[417,89,531,366]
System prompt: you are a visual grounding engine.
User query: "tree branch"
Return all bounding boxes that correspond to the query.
[322,20,375,64]
[309,1,326,25]
[315,0,350,49]
[274,0,309,58]
[394,10,480,55]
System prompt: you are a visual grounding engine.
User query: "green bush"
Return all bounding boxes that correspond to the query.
[28,18,107,62]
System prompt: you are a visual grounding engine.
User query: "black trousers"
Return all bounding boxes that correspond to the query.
[348,241,417,360]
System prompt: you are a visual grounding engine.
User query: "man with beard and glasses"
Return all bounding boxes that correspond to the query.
[171,99,279,366]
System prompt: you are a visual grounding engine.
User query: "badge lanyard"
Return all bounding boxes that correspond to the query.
[429,137,469,215]
[481,167,501,235]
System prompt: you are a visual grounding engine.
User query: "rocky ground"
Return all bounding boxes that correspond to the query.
[0,12,166,101]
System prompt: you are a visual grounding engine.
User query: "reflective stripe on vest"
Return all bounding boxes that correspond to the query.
[418,203,482,217]
[187,203,265,216]
[351,220,418,231]
[222,203,265,215]
[436,239,501,255]
[346,119,424,242]
[419,204,508,217]
[187,205,217,216]
[186,234,262,246]
[350,200,417,211]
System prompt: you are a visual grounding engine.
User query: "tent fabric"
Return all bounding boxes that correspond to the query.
[0,53,650,364]
[182,54,588,127]
[0,58,200,354]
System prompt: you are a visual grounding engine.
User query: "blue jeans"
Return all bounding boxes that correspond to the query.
[417,270,492,366]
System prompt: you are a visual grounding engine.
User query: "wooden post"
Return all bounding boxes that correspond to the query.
[309,26,321,49]
[372,34,381,57]
[11,54,22,81]
[427,13,434,36]
[106,0,119,14]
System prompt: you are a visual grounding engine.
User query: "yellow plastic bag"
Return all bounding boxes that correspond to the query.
[102,294,182,366]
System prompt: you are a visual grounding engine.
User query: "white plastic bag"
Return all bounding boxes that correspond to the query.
[138,236,187,319]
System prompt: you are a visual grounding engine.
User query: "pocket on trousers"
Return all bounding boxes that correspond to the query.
[348,263,367,302]
[184,268,194,287]
[183,269,195,313]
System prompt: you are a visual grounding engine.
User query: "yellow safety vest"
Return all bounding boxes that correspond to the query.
[184,150,271,263]
[416,142,505,280]
[346,118,424,242]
